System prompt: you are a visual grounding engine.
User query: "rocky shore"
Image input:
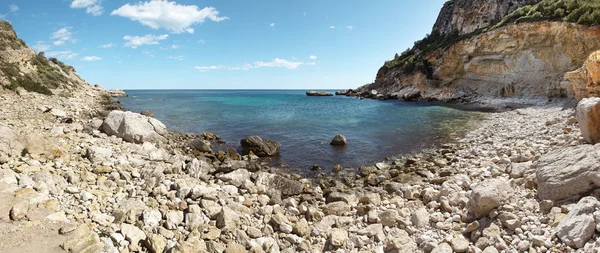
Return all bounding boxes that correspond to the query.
[2,79,600,253]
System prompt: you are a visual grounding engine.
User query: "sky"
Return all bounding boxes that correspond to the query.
[1,0,447,90]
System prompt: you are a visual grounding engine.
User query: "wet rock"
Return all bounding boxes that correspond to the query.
[188,139,212,153]
[555,196,600,248]
[240,136,280,157]
[330,135,347,145]
[467,179,513,219]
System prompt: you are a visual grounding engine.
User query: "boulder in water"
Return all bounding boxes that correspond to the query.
[330,135,347,145]
[306,91,333,96]
[101,110,167,144]
[240,136,280,157]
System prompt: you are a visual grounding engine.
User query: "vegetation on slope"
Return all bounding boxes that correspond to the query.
[383,0,600,77]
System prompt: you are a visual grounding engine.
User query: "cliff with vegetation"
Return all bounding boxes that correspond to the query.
[354,0,600,102]
[0,21,89,96]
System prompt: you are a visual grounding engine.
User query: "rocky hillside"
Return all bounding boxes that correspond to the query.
[351,0,600,102]
[0,21,90,96]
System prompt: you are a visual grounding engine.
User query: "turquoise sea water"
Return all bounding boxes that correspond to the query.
[119,90,483,172]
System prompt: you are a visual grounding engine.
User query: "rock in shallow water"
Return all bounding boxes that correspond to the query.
[330,134,347,145]
[240,136,280,157]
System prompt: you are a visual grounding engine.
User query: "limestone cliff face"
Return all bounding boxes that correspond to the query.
[369,22,600,100]
[432,0,540,36]
[565,51,600,101]
[0,21,90,96]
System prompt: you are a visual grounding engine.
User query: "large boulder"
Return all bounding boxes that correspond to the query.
[537,144,600,201]
[466,179,513,219]
[330,135,347,146]
[577,97,600,144]
[0,125,23,156]
[254,172,304,199]
[101,111,167,144]
[240,136,280,157]
[555,197,600,249]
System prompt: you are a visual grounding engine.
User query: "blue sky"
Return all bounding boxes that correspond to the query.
[1,0,447,89]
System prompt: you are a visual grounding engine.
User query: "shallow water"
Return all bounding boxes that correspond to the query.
[119,90,485,171]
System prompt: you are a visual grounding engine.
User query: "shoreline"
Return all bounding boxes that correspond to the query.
[0,87,591,252]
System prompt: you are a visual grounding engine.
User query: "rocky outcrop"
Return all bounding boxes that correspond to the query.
[432,0,540,36]
[108,89,127,97]
[369,22,600,101]
[576,97,600,144]
[565,51,600,101]
[101,110,168,144]
[306,91,333,96]
[536,144,600,201]
[240,136,280,157]
[330,135,347,146]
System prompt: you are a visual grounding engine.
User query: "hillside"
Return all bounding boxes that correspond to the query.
[351,0,600,102]
[0,21,90,96]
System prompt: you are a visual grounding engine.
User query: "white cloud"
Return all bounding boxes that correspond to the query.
[255,58,303,69]
[46,50,78,60]
[9,4,19,13]
[194,65,224,72]
[111,1,228,34]
[51,27,72,46]
[171,44,180,49]
[309,55,317,60]
[346,25,353,30]
[70,0,103,16]
[81,56,101,61]
[330,26,335,29]
[270,23,275,27]
[99,43,114,48]
[33,42,51,52]
[123,34,168,48]
[168,55,184,60]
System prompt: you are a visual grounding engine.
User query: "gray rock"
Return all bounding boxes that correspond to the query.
[186,158,213,181]
[306,91,333,96]
[240,136,280,157]
[101,110,167,144]
[254,172,303,198]
[537,144,600,201]
[431,242,453,253]
[411,208,430,228]
[330,135,347,145]
[467,179,513,219]
[188,139,212,153]
[329,228,348,247]
[0,125,23,156]
[323,201,351,216]
[121,223,147,247]
[218,169,250,187]
[86,146,113,164]
[142,209,162,228]
[164,210,184,230]
[555,196,600,248]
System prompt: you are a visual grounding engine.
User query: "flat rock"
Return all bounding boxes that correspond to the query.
[555,196,600,248]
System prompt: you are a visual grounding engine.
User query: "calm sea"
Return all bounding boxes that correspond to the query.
[119,90,484,172]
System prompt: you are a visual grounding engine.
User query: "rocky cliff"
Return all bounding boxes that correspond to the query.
[433,0,540,36]
[0,21,90,96]
[356,0,600,102]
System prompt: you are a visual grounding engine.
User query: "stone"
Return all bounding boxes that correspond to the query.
[10,200,29,221]
[0,125,23,156]
[467,179,513,219]
[379,210,399,227]
[327,191,357,205]
[451,237,469,253]
[555,196,600,248]
[324,201,351,215]
[330,135,347,145]
[121,223,147,248]
[306,90,333,96]
[218,169,251,187]
[101,110,167,144]
[216,207,241,231]
[537,144,600,201]
[329,228,348,247]
[187,158,213,181]
[254,172,303,198]
[165,210,184,230]
[482,246,499,253]
[146,234,167,253]
[86,146,113,164]
[224,243,247,253]
[431,243,453,253]
[143,209,162,228]
[411,208,430,228]
[240,136,280,157]
[50,108,67,117]
[188,139,212,153]
[293,218,310,237]
[383,228,414,252]
[577,97,600,143]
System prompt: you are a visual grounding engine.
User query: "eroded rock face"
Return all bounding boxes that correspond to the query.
[240,136,280,157]
[577,97,600,144]
[566,51,600,101]
[432,0,540,36]
[555,197,600,249]
[101,110,167,144]
[537,144,600,201]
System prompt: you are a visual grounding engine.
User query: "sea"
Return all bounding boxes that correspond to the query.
[118,90,485,173]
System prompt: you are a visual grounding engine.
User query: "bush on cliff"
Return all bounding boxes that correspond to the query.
[496,0,600,27]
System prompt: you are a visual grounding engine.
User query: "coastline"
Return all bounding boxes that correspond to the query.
[0,86,591,252]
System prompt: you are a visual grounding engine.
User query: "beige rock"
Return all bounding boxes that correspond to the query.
[555,197,600,249]
[101,110,167,144]
[577,97,600,143]
[10,200,29,221]
[467,179,513,219]
[329,228,348,247]
[323,201,350,216]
